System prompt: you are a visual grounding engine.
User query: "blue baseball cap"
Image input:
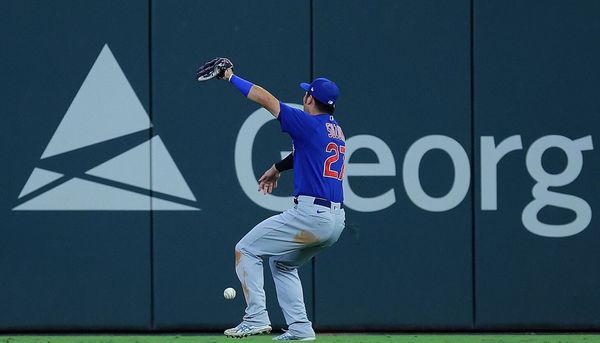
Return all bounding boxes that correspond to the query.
[300,77,339,106]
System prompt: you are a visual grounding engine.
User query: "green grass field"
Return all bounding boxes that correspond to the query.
[2,335,600,343]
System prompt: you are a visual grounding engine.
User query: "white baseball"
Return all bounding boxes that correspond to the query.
[223,287,236,300]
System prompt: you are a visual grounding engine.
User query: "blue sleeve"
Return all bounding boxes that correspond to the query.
[278,102,313,138]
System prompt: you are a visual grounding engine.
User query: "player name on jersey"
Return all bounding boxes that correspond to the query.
[325,122,345,141]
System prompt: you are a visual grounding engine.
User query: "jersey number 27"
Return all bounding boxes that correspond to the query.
[323,142,345,180]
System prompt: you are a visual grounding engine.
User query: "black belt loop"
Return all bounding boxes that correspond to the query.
[294,196,343,209]
[313,198,332,208]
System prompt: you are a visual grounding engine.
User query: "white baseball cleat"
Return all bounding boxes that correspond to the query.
[272,331,316,341]
[224,323,272,338]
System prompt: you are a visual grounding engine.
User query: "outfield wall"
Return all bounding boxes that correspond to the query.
[0,0,598,331]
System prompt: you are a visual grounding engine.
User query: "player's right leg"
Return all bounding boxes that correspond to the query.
[267,199,346,340]
[268,249,320,341]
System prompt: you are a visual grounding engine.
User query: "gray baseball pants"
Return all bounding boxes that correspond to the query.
[235,195,345,337]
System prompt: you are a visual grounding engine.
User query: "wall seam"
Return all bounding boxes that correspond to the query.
[309,0,316,328]
[470,0,477,330]
[148,0,156,331]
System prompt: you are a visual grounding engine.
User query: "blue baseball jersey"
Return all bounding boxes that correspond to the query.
[277,102,346,203]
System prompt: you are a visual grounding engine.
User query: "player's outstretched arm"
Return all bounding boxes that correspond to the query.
[222,68,281,118]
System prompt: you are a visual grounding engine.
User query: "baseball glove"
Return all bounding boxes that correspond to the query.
[196,57,233,81]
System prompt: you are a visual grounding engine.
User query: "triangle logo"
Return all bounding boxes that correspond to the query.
[14,44,199,211]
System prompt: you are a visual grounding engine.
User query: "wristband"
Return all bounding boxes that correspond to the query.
[229,74,253,97]
[274,152,294,172]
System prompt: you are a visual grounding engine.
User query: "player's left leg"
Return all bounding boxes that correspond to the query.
[232,216,285,330]
[230,209,306,333]
[224,246,272,338]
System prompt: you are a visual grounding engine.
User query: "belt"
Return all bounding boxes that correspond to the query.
[294,197,343,209]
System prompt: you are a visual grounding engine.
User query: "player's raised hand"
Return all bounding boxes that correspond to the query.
[258,165,281,194]
[196,57,233,81]
[222,67,233,81]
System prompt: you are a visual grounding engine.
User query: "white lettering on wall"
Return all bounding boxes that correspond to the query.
[234,107,595,237]
[522,135,594,237]
[403,135,470,212]
[343,135,396,212]
[480,135,523,210]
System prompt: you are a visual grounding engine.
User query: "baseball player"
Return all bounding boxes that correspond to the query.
[197,58,346,341]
